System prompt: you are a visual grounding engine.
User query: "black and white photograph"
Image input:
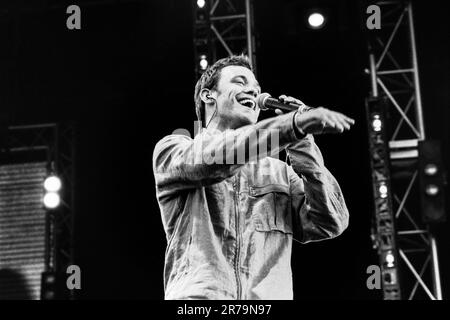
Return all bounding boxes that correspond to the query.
[0,0,449,308]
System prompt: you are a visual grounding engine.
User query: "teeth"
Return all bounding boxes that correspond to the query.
[238,99,255,109]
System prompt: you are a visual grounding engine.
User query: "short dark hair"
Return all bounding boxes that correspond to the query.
[194,55,252,125]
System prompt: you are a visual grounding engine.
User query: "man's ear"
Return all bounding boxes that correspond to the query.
[200,88,215,104]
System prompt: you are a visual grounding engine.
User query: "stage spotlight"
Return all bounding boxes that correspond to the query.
[425,184,439,196]
[41,272,57,300]
[385,252,395,268]
[43,192,61,209]
[424,163,438,176]
[379,183,388,199]
[372,114,382,132]
[197,0,206,9]
[44,175,62,192]
[308,12,325,29]
[43,274,56,284]
[419,140,446,222]
[199,55,208,70]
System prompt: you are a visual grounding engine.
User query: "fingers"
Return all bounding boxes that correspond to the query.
[335,111,355,130]
[279,95,356,134]
[322,117,339,133]
[279,94,305,106]
[334,111,355,127]
[317,107,355,134]
[329,112,349,132]
[330,117,345,133]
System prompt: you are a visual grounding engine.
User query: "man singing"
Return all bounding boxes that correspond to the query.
[152,55,354,300]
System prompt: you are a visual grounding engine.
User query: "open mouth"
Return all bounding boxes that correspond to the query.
[237,97,256,110]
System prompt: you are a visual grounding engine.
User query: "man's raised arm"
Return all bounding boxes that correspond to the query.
[153,112,299,195]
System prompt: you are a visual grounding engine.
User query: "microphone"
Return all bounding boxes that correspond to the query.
[257,93,313,113]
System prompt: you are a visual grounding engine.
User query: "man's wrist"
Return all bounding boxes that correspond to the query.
[293,111,307,139]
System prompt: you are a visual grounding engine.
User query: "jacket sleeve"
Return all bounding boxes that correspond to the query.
[287,134,349,243]
[153,112,299,197]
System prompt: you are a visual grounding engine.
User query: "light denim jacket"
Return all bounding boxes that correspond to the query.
[152,112,349,300]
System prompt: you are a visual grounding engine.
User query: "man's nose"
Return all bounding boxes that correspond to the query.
[245,87,258,98]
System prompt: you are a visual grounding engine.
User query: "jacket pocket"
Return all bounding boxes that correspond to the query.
[249,184,293,235]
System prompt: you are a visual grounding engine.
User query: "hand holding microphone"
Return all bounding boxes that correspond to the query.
[257,93,355,135]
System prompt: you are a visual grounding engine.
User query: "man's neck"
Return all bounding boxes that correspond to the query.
[205,118,229,132]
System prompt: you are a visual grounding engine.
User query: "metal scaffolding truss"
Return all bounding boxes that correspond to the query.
[192,0,256,74]
[365,1,442,300]
[5,122,76,299]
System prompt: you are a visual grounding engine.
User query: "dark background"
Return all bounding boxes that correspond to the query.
[1,0,449,299]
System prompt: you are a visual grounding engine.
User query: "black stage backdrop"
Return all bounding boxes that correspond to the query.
[2,0,449,299]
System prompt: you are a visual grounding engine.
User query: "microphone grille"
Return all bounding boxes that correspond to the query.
[256,93,271,110]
